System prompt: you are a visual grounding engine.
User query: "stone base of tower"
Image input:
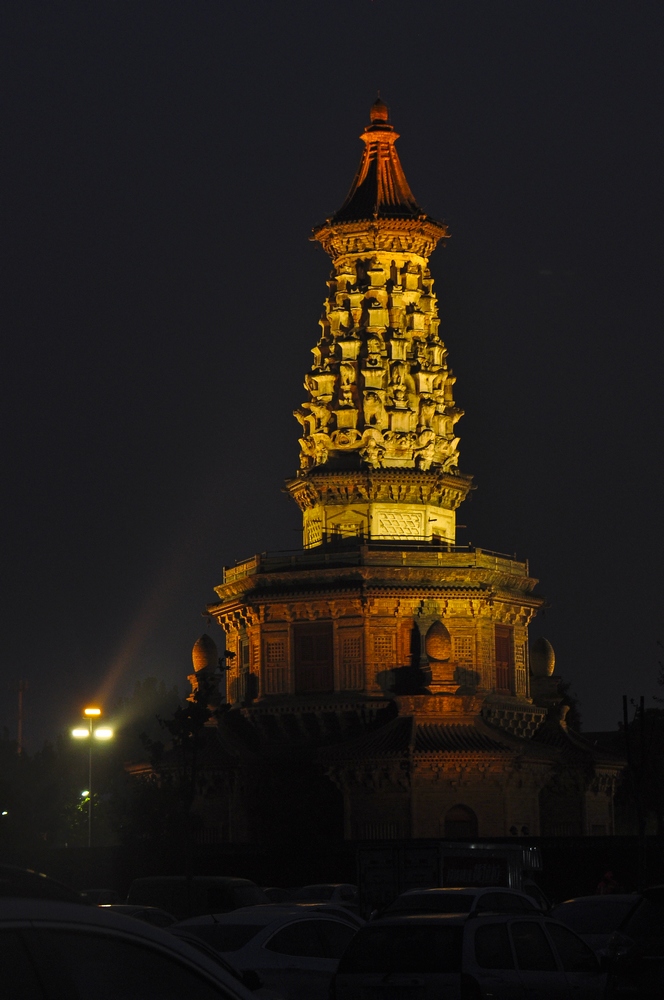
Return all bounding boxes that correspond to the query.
[195,538,623,846]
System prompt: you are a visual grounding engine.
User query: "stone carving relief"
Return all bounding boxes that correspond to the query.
[295,256,463,473]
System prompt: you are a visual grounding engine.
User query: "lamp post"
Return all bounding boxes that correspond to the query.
[71,707,113,847]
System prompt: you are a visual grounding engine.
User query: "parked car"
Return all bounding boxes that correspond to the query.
[170,927,284,998]
[287,884,359,913]
[551,894,641,952]
[0,864,85,904]
[0,897,262,999]
[262,888,292,904]
[605,885,664,998]
[331,911,605,999]
[177,903,361,999]
[375,885,544,919]
[126,876,269,920]
[81,888,121,904]
[99,903,177,927]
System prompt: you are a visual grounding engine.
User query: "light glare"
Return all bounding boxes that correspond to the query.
[84,707,101,716]
[94,727,113,740]
[72,728,90,738]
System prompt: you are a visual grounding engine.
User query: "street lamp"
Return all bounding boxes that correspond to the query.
[71,706,113,847]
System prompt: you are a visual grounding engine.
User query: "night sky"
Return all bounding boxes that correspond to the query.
[1,1,662,748]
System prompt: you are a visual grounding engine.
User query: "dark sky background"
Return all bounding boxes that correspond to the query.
[1,1,662,749]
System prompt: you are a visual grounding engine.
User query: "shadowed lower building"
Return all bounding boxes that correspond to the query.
[195,100,622,845]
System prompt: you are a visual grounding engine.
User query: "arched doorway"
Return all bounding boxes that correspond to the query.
[444,804,478,839]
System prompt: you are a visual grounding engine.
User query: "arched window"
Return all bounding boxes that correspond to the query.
[444,804,478,839]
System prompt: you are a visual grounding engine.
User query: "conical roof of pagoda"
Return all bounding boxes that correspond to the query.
[330,97,426,223]
[315,98,446,234]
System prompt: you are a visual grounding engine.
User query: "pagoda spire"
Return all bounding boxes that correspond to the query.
[313,98,448,260]
[331,97,424,222]
[287,101,470,549]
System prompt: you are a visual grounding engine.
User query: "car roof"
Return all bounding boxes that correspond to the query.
[369,912,470,926]
[129,876,255,885]
[298,883,355,890]
[0,898,253,996]
[554,895,638,905]
[179,904,357,926]
[400,887,523,896]
[371,911,548,927]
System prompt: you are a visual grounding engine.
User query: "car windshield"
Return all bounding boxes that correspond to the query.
[290,886,336,901]
[552,900,637,934]
[337,924,463,974]
[182,924,264,951]
[386,894,474,915]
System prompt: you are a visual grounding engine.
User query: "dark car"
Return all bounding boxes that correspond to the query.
[126,877,269,920]
[551,894,641,952]
[0,897,260,999]
[0,864,85,904]
[99,903,177,927]
[606,885,664,998]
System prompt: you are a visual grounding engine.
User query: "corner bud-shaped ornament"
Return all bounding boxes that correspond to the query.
[529,636,561,708]
[425,621,458,694]
[192,634,219,672]
[188,634,222,718]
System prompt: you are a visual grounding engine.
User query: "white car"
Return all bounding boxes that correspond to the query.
[178,904,361,1000]
[332,911,606,999]
[378,885,544,918]
[0,897,260,999]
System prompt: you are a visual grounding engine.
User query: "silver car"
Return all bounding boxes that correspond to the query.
[0,897,260,999]
[332,911,606,999]
[178,904,360,999]
[377,885,544,919]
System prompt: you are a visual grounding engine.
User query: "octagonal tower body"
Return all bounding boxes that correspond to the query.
[204,102,620,843]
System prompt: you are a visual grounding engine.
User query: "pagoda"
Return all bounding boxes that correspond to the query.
[201,100,621,843]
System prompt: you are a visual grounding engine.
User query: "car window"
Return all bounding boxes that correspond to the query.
[476,893,536,914]
[185,924,264,952]
[0,929,46,999]
[265,920,327,958]
[337,924,463,974]
[474,923,515,969]
[315,920,357,958]
[510,921,558,971]
[621,897,664,956]
[546,923,599,973]
[387,893,474,914]
[33,929,241,999]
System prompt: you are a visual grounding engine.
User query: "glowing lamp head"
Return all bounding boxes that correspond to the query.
[93,727,113,740]
[81,791,89,798]
[72,727,90,739]
[84,707,101,717]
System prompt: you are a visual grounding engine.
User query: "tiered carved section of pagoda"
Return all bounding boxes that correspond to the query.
[286,468,472,549]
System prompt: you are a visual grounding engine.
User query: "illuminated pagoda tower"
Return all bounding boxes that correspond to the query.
[202,99,621,843]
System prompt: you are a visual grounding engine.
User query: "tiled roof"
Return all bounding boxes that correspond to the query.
[320,714,553,763]
[531,722,625,764]
[415,723,516,754]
